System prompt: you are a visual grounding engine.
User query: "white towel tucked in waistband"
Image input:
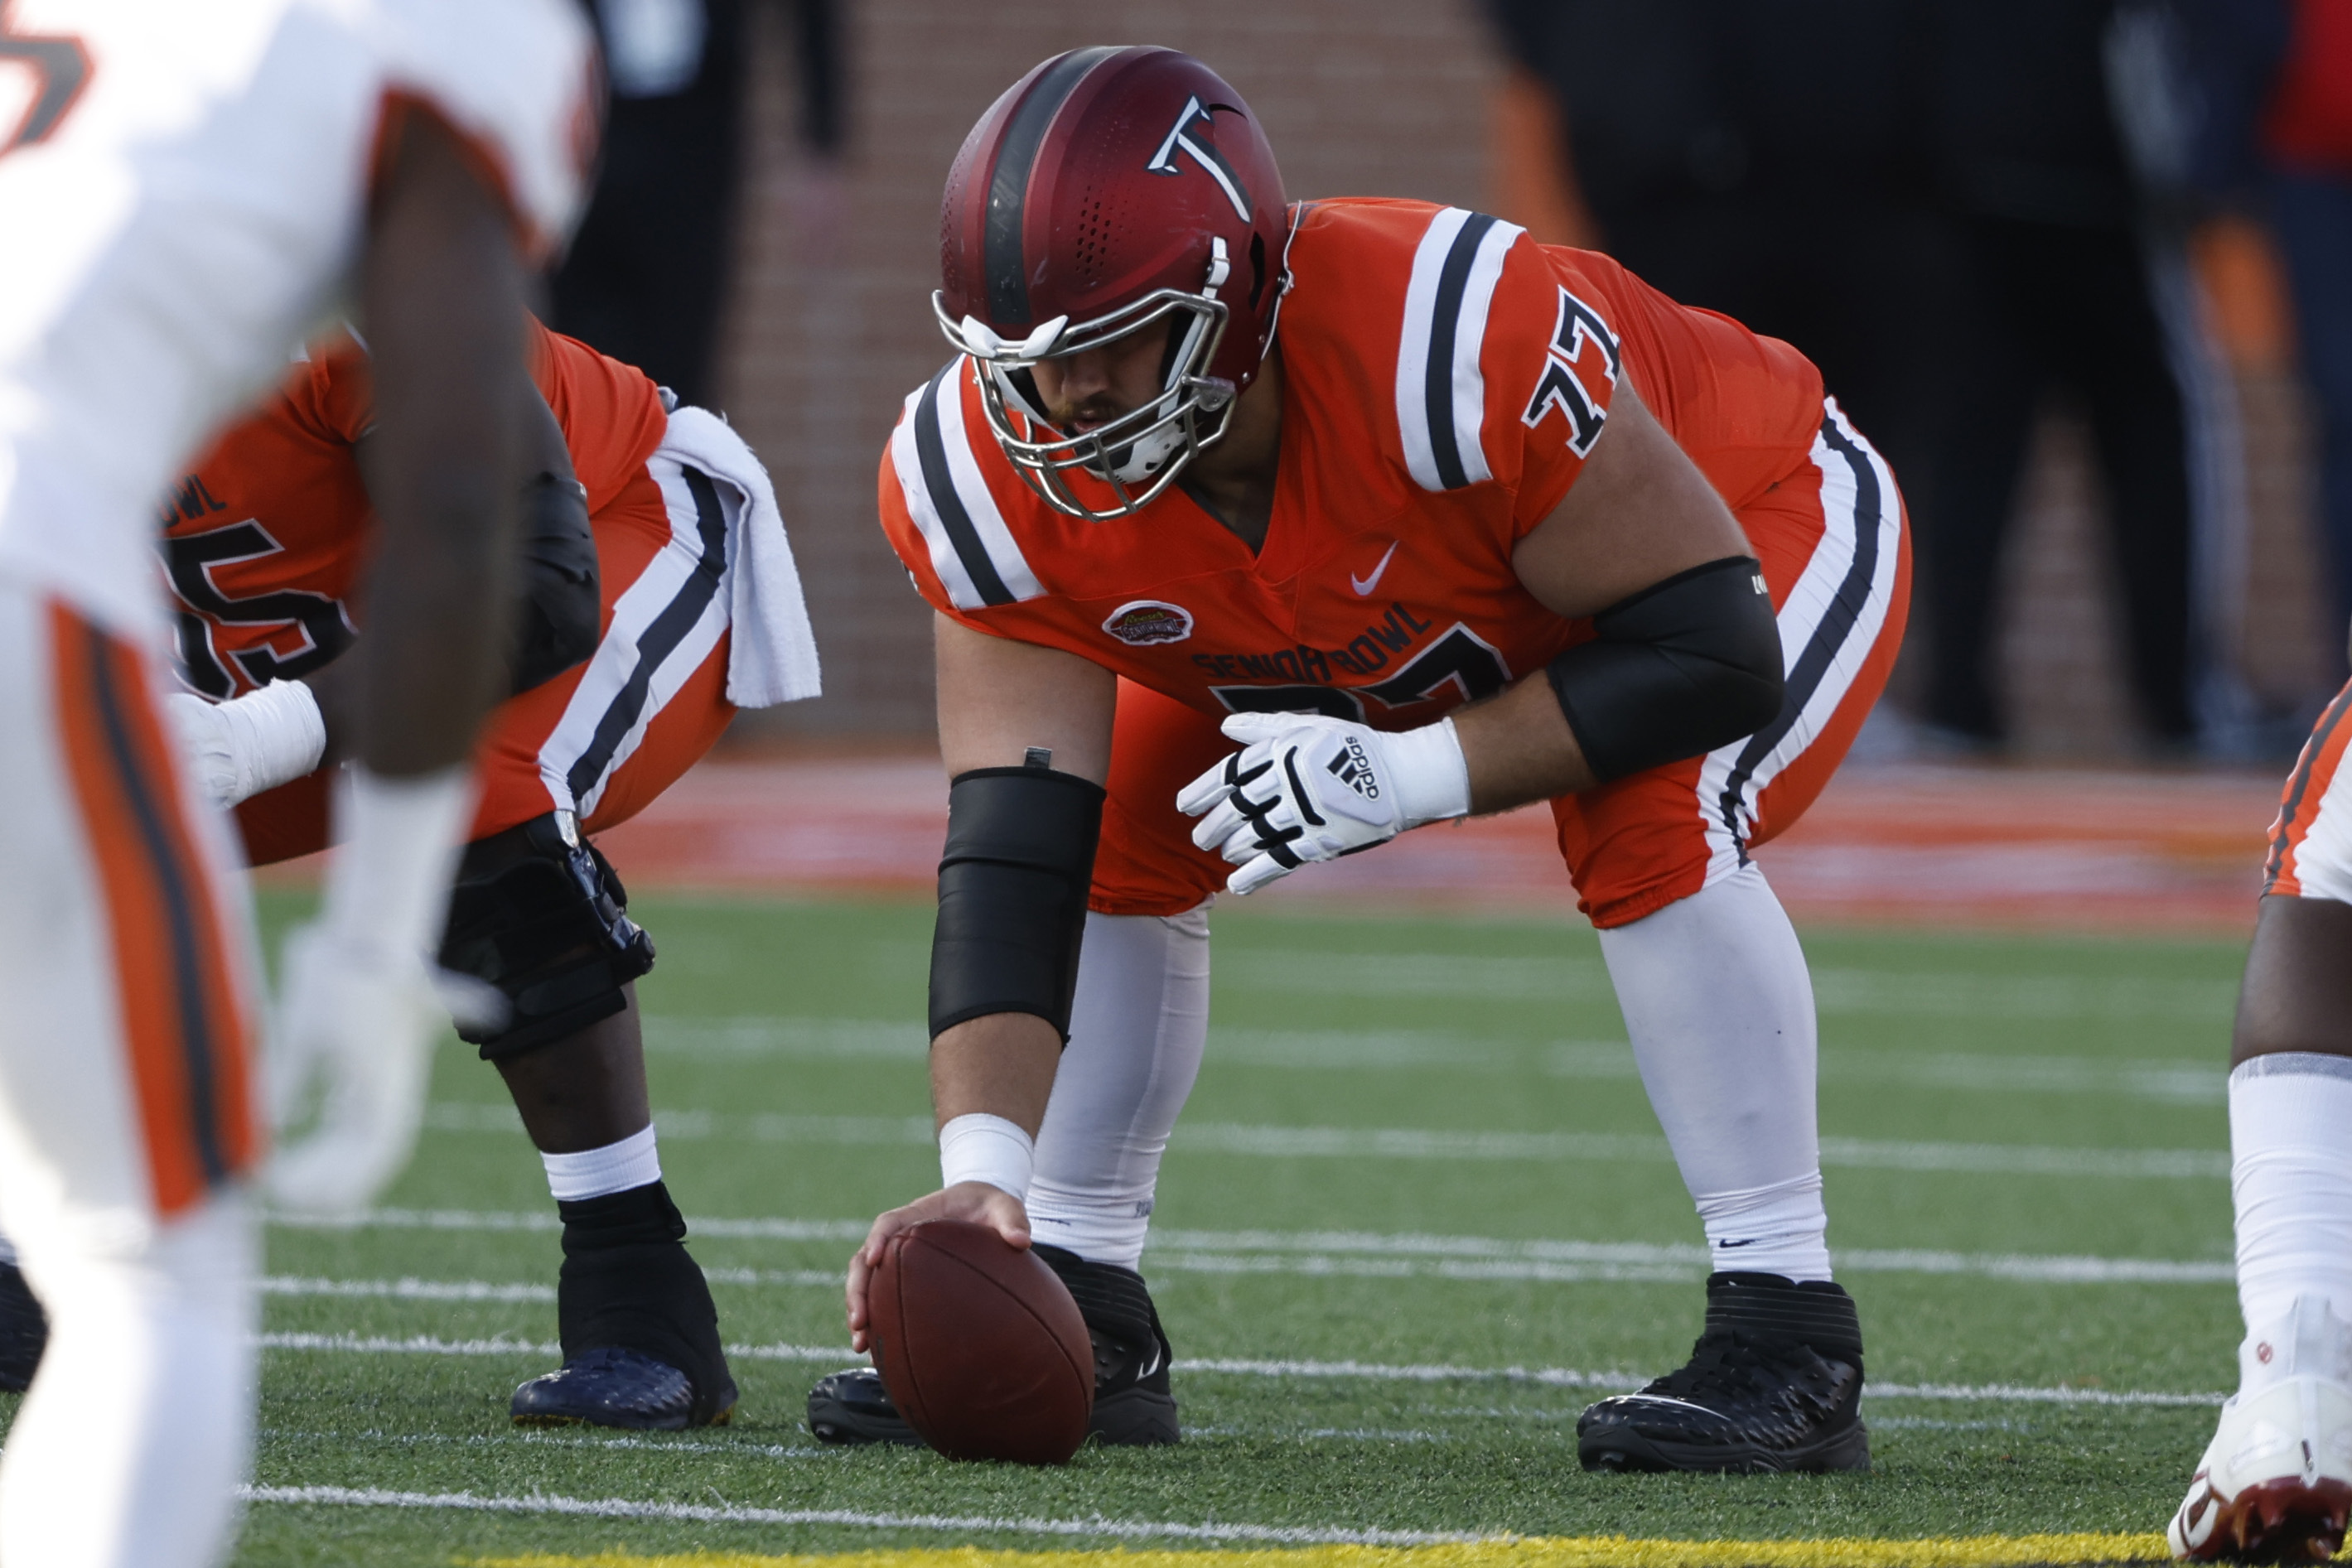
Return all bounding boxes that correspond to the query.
[652,405,821,708]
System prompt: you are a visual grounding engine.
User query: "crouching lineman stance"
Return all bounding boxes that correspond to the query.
[0,0,594,1561]
[812,46,1907,1470]
[2167,668,2352,1561]
[138,318,814,1428]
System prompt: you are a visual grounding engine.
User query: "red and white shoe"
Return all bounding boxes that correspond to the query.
[2171,1296,2352,1562]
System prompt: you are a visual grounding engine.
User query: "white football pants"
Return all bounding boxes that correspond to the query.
[1026,906,1211,1268]
[0,583,263,1568]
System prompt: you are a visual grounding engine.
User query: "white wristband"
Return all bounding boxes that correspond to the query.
[939,1112,1035,1201]
[320,765,478,962]
[1389,716,1472,827]
[217,679,328,803]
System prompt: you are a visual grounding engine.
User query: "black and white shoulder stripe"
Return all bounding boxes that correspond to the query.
[1396,206,1526,493]
[889,360,1044,611]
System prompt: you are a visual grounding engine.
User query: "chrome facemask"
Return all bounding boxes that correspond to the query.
[934,239,1239,522]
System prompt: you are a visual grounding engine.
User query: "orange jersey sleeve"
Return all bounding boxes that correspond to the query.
[526,317,669,514]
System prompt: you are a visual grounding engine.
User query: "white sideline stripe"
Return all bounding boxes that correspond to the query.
[240,1484,1479,1543]
[414,1103,2231,1180]
[263,1211,2234,1287]
[251,1333,2223,1407]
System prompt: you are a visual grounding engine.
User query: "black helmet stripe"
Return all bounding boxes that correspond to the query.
[984,46,1121,328]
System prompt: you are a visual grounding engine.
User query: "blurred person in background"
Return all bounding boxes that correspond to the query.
[1914,0,2228,755]
[2186,0,2352,681]
[1483,1,1944,527]
[553,0,845,408]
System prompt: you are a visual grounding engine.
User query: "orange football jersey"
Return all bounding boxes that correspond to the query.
[877,197,1827,732]
[162,316,667,698]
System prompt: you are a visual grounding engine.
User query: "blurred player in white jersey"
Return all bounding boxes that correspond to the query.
[2170,663,2352,1563]
[0,2,592,1563]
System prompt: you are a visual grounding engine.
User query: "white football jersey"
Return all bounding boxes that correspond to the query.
[0,0,594,635]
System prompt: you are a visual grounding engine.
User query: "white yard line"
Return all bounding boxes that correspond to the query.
[414,1105,2230,1180]
[237,1485,1482,1544]
[639,1016,2225,1104]
[263,1213,2234,1286]
[253,1333,2222,1406]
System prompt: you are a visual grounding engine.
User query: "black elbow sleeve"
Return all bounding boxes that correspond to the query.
[929,765,1105,1043]
[1545,555,1785,784]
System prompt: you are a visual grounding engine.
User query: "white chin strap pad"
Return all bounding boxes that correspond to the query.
[1104,393,1187,483]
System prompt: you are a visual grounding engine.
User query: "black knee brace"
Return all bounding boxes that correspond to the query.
[437,813,656,1060]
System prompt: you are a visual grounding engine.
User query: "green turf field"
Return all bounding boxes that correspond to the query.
[90,891,2263,1563]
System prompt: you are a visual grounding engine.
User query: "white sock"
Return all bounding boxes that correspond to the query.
[1596,863,1832,1283]
[1027,907,1211,1269]
[0,1190,257,1568]
[2230,1054,2352,1338]
[541,1124,661,1203]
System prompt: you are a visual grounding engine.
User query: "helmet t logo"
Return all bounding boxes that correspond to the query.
[1145,95,1253,223]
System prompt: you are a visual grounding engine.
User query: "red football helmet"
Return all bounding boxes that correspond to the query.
[935,47,1293,520]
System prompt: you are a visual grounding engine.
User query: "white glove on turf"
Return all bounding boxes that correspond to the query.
[1176,712,1471,895]
[164,680,326,808]
[266,765,477,1217]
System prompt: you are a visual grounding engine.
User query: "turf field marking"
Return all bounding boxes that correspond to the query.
[458,1537,2176,1566]
[260,1269,840,1300]
[1209,949,2235,1020]
[416,1104,2231,1179]
[238,1486,1480,1545]
[238,1488,2180,1564]
[641,1016,2225,1103]
[252,1331,2224,1405]
[262,1428,843,1459]
[263,1210,2234,1286]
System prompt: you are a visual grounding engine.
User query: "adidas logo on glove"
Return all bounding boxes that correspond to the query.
[1326,737,1380,800]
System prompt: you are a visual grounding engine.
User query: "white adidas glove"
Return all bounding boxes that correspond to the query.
[164,680,326,808]
[1176,712,1471,895]
[266,766,478,1217]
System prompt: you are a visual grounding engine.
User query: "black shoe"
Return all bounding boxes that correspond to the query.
[512,1345,711,1430]
[0,1262,46,1393]
[1033,1243,1180,1445]
[511,1181,737,1429]
[807,1247,1180,1448]
[806,1365,922,1445]
[1577,1272,1869,1474]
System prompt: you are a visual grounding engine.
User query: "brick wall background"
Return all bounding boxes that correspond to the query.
[709,0,2333,756]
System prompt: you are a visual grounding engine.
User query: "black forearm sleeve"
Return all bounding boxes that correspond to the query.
[929,765,1106,1042]
[1545,555,1785,784]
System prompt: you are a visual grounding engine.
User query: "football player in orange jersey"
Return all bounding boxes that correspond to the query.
[809,47,1908,1472]
[14,316,819,1434]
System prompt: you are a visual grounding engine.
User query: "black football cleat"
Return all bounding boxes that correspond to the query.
[1034,1243,1181,1445]
[1577,1271,1870,1474]
[808,1247,1180,1448]
[512,1181,737,1429]
[806,1365,922,1446]
[511,1345,709,1430]
[0,1261,46,1393]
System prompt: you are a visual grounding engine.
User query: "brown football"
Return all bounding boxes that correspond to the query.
[867,1220,1094,1464]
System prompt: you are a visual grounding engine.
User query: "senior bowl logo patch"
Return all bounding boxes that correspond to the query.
[1102,601,1195,646]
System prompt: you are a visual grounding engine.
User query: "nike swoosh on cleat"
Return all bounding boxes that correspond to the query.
[1350,542,1399,596]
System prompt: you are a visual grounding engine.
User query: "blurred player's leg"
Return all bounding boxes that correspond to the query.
[0,591,261,1567]
[2171,685,2352,1562]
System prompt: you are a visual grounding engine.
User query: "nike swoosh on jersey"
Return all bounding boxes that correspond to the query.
[1350,541,1400,596]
